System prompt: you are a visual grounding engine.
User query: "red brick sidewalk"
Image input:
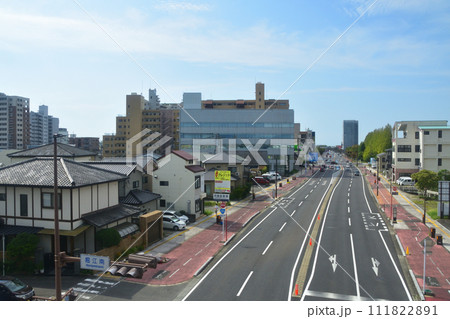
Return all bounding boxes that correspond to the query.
[363,168,450,300]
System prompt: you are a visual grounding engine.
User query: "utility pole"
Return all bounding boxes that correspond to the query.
[275,156,278,199]
[53,134,62,301]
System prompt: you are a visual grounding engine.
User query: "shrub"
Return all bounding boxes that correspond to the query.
[230,183,252,200]
[6,233,39,274]
[204,210,214,216]
[96,228,121,248]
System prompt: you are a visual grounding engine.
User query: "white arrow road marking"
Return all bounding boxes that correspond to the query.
[329,254,338,272]
[371,257,380,277]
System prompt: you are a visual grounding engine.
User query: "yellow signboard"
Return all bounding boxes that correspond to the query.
[215,170,231,193]
[215,170,231,181]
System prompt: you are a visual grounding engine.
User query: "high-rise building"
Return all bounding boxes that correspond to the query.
[343,120,358,149]
[29,105,59,147]
[0,92,30,150]
[102,89,179,157]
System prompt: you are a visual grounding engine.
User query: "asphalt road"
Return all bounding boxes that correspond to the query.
[301,166,412,301]
[183,169,333,300]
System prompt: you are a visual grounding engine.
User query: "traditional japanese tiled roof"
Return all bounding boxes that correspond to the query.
[121,190,161,205]
[81,204,143,228]
[0,157,127,188]
[85,162,138,176]
[8,143,96,158]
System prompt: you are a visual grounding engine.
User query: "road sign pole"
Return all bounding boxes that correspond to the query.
[226,210,228,242]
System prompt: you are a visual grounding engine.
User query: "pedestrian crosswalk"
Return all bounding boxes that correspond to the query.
[72,277,120,299]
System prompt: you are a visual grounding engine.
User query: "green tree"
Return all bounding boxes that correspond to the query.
[6,233,40,274]
[412,170,439,192]
[362,124,392,162]
[438,169,450,181]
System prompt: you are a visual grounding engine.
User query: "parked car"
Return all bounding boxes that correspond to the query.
[163,210,189,224]
[162,216,186,231]
[0,276,35,301]
[398,177,415,186]
[252,176,270,185]
[262,172,282,182]
[354,170,360,176]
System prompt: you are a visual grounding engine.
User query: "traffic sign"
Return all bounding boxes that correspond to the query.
[80,254,110,272]
[220,208,226,215]
[220,202,226,208]
[213,193,230,201]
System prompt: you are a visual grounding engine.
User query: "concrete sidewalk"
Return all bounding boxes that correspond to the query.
[363,167,450,301]
[126,170,316,286]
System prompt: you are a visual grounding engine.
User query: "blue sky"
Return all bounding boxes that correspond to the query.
[1,0,449,146]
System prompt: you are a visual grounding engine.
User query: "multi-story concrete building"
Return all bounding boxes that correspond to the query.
[0,92,30,150]
[392,120,448,180]
[199,82,289,110]
[102,89,180,158]
[343,120,358,150]
[418,125,450,173]
[29,105,59,148]
[180,83,297,175]
[69,135,100,153]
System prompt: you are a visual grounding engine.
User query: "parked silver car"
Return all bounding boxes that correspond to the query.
[163,210,190,224]
[162,216,186,231]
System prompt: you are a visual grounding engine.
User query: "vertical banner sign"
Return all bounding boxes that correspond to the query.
[215,170,231,193]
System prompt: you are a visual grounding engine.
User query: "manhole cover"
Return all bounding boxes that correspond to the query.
[152,270,169,280]
[425,276,441,287]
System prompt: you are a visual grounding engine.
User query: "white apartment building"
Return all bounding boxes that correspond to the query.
[419,125,450,173]
[392,120,448,180]
[30,105,60,147]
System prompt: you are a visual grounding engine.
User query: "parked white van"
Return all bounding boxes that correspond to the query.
[397,177,415,186]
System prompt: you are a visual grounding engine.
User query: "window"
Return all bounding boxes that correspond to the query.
[438,144,442,152]
[195,176,201,189]
[160,181,169,186]
[42,193,61,209]
[397,145,411,152]
[415,131,419,139]
[195,199,201,212]
[415,145,420,152]
[415,159,420,166]
[438,159,442,166]
[397,158,412,162]
[160,199,166,207]
[132,181,140,188]
[20,194,28,217]
[438,130,442,138]
[424,131,430,135]
[0,193,5,201]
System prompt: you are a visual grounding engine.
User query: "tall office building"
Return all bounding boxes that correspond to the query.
[343,120,359,149]
[29,105,59,147]
[102,89,179,157]
[0,92,30,150]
